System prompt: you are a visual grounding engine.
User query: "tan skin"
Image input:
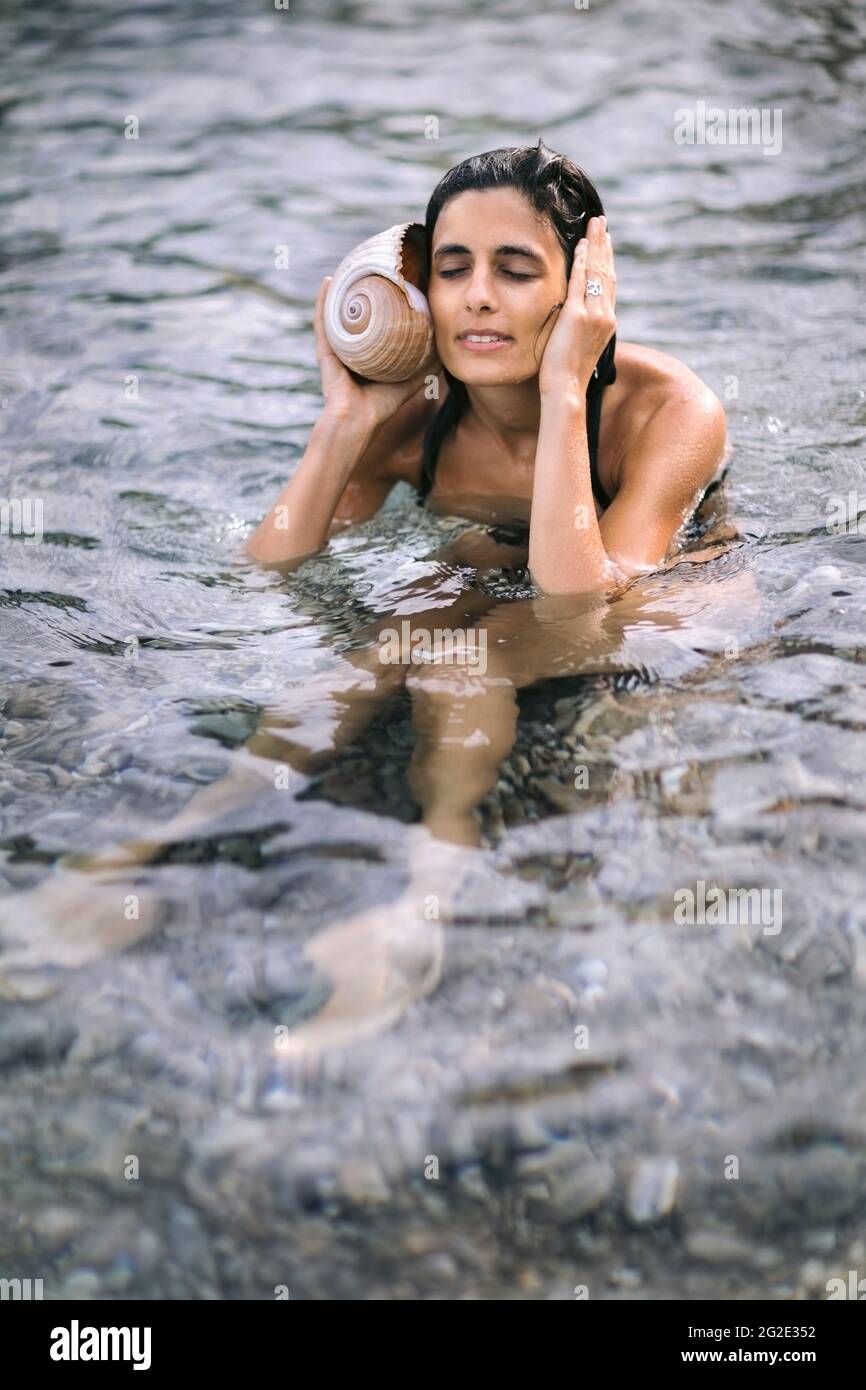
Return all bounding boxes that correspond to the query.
[320,188,730,582]
[329,337,722,559]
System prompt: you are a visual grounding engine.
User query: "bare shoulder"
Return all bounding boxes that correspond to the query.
[615,340,724,413]
[617,339,722,447]
[611,341,729,499]
[617,343,717,405]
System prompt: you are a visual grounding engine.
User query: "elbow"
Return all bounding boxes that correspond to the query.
[245,532,281,567]
[245,513,329,568]
[245,533,316,573]
[528,552,626,598]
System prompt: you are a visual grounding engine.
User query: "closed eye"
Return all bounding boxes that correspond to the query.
[438,268,535,282]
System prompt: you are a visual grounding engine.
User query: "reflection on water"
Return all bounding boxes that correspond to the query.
[2,0,866,1300]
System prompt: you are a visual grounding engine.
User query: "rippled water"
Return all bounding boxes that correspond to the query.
[2,0,866,1300]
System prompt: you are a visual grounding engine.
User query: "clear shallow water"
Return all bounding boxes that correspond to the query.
[2,0,866,1299]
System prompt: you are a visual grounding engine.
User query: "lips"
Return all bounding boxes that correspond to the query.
[457,331,514,353]
[457,331,512,341]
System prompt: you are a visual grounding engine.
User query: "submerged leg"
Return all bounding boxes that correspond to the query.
[406,662,519,847]
[63,585,497,872]
[269,828,481,1062]
[405,564,763,845]
[258,563,765,1058]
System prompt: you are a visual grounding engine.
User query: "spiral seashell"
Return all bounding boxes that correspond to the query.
[324,222,436,383]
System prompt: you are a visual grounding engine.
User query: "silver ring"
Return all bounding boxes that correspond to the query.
[585,278,603,297]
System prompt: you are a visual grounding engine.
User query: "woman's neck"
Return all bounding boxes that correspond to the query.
[463,378,542,460]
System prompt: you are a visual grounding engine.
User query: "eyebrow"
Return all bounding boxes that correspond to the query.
[432,242,546,263]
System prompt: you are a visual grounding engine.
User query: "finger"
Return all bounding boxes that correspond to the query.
[585,218,615,311]
[600,216,615,272]
[585,217,605,277]
[591,224,613,283]
[589,214,608,259]
[421,351,442,386]
[313,277,330,338]
[405,361,437,397]
[567,236,588,302]
[313,277,339,361]
[605,232,616,312]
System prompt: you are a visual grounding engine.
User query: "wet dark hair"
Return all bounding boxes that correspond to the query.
[417,138,617,502]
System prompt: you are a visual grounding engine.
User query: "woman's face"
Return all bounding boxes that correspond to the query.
[428,186,569,386]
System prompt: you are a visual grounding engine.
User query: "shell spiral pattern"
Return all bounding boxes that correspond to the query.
[323,222,436,383]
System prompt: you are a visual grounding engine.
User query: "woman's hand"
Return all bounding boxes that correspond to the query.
[538,215,616,399]
[314,276,441,429]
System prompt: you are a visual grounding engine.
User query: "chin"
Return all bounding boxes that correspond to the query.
[443,355,531,386]
[464,367,530,386]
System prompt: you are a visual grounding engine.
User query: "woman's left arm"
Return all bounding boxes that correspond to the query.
[528,389,611,593]
[530,384,729,593]
[597,387,728,578]
[529,215,727,595]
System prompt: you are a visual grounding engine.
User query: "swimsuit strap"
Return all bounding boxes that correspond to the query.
[416,450,433,503]
[586,374,612,510]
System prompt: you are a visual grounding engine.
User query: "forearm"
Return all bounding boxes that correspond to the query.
[246,410,376,566]
[528,392,613,594]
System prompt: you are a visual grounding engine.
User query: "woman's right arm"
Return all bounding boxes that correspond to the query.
[246,409,379,566]
[246,276,438,568]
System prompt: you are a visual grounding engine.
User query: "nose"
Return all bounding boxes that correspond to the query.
[464,264,497,314]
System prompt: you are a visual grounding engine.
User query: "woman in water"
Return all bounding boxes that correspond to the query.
[54,139,736,871]
[2,142,746,1019]
[241,139,731,846]
[250,142,728,587]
